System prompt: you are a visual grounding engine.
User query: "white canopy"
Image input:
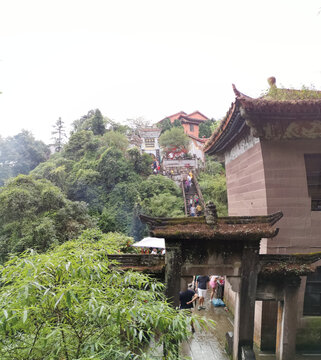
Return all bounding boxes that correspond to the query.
[132,237,165,249]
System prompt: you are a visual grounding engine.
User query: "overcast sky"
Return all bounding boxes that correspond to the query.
[1,0,321,143]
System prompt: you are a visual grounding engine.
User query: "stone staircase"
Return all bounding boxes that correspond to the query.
[184,181,198,216]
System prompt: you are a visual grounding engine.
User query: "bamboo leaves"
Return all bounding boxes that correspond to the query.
[0,232,207,359]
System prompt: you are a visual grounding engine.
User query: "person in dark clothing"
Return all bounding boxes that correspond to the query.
[179,284,195,310]
[179,283,195,332]
[196,275,210,310]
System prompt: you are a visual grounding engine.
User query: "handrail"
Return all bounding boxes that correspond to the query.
[181,180,188,215]
[192,171,206,209]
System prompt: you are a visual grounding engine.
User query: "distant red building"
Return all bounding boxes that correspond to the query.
[160,110,209,138]
[158,111,209,162]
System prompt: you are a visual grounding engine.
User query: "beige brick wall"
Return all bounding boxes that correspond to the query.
[224,137,321,349]
[226,141,268,217]
[262,139,321,254]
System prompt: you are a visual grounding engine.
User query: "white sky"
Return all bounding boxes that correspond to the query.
[1,0,321,143]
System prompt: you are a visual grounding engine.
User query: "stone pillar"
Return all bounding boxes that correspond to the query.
[233,241,260,360]
[276,278,301,360]
[165,241,182,308]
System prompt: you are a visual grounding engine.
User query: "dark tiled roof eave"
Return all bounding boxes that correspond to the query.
[188,133,207,143]
[259,252,321,277]
[179,116,206,124]
[239,97,321,116]
[140,211,282,241]
[204,101,247,155]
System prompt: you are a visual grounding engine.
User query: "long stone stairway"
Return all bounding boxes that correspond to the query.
[184,181,198,216]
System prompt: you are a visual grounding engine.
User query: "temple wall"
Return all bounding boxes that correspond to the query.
[223,136,321,351]
[225,139,268,217]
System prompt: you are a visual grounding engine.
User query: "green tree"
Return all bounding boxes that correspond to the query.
[198,158,227,216]
[157,117,172,134]
[173,118,183,128]
[91,109,106,135]
[127,147,152,176]
[64,130,99,160]
[51,117,66,152]
[199,119,216,138]
[159,127,190,152]
[0,232,210,359]
[97,148,130,189]
[0,175,93,262]
[101,131,129,152]
[139,175,184,217]
[71,109,106,135]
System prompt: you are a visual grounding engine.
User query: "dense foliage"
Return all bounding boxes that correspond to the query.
[159,127,190,152]
[0,175,93,262]
[0,231,208,360]
[30,116,184,244]
[198,119,216,138]
[0,130,50,186]
[157,117,183,134]
[197,157,228,216]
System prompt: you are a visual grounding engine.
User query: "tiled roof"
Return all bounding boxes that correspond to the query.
[188,133,207,143]
[204,80,321,155]
[158,111,187,123]
[158,111,209,124]
[186,111,209,121]
[204,101,246,155]
[179,115,206,124]
[259,253,321,277]
[140,211,282,241]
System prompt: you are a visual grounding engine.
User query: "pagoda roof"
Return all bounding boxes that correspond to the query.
[140,211,282,241]
[205,78,321,155]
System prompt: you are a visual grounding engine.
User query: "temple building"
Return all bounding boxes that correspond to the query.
[204,77,321,352]
[138,127,162,162]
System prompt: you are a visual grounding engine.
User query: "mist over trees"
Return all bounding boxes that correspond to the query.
[2,110,184,259]
[0,130,50,186]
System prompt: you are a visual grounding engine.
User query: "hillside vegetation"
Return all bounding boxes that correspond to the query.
[0,111,185,262]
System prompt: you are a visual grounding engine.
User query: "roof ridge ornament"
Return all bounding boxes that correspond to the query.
[232,84,241,97]
[267,76,276,88]
[205,201,218,226]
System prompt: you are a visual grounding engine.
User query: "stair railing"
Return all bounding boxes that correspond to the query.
[181,180,188,216]
[191,171,206,209]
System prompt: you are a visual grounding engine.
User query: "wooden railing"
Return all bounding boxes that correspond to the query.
[192,171,206,209]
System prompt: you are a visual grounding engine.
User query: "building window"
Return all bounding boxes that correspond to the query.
[145,138,155,148]
[189,124,194,132]
[303,267,321,316]
[304,154,321,211]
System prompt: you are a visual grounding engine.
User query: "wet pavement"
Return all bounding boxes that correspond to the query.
[180,295,321,360]
[180,298,231,359]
